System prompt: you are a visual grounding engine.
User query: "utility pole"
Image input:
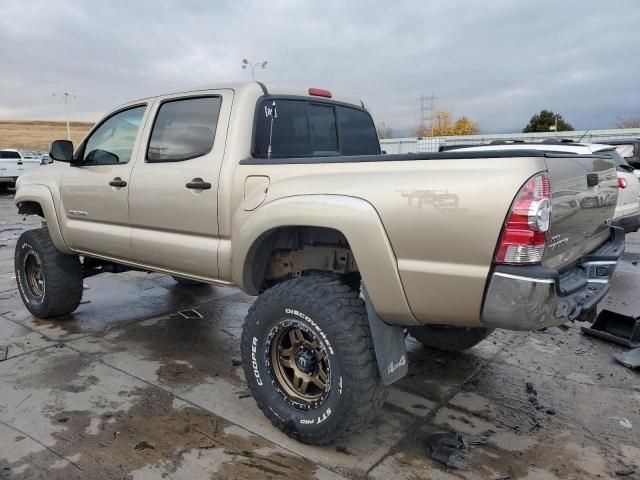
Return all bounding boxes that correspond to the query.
[52,92,76,140]
[419,93,437,136]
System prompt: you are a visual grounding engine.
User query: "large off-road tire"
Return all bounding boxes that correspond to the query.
[409,325,494,352]
[171,276,207,286]
[15,229,83,318]
[241,275,387,445]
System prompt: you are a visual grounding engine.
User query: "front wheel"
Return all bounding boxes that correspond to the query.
[409,325,494,352]
[15,229,83,318]
[241,275,387,445]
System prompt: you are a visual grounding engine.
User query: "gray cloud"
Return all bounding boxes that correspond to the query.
[1,0,639,134]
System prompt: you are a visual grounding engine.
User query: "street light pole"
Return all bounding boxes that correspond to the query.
[241,58,268,80]
[52,92,76,140]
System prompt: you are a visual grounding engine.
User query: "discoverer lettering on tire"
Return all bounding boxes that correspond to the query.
[240,275,387,445]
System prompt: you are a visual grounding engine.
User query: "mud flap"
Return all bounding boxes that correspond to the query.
[362,285,408,385]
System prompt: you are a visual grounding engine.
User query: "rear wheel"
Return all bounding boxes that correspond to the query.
[15,229,83,318]
[241,275,387,445]
[172,276,207,286]
[409,325,494,352]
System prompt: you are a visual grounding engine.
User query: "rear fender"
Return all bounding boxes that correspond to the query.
[233,195,417,326]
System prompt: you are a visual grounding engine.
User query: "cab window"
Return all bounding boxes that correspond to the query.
[147,96,222,162]
[82,106,146,165]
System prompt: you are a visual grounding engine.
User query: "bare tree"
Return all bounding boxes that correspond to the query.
[616,116,640,129]
[376,122,393,139]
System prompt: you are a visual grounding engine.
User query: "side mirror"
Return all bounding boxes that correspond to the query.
[49,140,74,162]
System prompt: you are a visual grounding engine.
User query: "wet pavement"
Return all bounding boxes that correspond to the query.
[1,191,639,479]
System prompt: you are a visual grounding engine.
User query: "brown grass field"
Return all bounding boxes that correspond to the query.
[0,120,94,152]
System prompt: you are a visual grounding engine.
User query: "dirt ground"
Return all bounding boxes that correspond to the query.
[0,190,639,479]
[0,121,93,151]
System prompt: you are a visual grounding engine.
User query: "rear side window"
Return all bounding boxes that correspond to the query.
[147,96,221,162]
[0,151,21,159]
[337,106,380,155]
[253,98,380,158]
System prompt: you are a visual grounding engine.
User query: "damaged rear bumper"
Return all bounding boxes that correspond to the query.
[481,227,625,331]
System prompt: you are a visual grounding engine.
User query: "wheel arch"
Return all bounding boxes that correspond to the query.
[14,183,72,254]
[232,194,417,325]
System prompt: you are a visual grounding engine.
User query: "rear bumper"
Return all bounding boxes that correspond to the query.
[612,211,640,233]
[481,227,625,331]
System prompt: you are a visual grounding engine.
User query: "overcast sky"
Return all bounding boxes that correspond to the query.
[1,0,639,134]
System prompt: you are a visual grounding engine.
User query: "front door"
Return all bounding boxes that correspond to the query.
[59,103,150,260]
[128,90,232,280]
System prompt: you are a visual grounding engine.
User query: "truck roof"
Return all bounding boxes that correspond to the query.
[124,81,364,110]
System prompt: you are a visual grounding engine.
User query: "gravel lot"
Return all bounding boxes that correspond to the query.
[0,190,639,479]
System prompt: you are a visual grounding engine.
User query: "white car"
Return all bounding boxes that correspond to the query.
[0,149,42,193]
[451,141,640,233]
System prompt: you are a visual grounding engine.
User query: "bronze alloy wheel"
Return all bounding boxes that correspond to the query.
[268,320,331,409]
[24,252,45,300]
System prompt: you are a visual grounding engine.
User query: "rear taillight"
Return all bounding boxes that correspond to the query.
[618,177,627,189]
[495,172,551,264]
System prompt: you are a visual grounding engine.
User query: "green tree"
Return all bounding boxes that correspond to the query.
[523,110,573,133]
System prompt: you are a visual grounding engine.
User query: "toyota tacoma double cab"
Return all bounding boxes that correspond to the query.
[13,82,624,445]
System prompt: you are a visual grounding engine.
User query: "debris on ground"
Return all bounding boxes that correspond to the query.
[581,310,640,348]
[424,431,494,469]
[231,358,241,367]
[613,348,640,369]
[525,381,536,395]
[178,309,203,319]
[134,440,155,451]
[615,467,635,476]
[0,345,7,362]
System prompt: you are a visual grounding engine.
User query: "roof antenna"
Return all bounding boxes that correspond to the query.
[277,50,288,85]
[266,99,277,159]
[578,129,590,142]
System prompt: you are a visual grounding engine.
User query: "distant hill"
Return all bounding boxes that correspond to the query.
[0,120,94,152]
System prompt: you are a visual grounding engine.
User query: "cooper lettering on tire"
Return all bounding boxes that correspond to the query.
[240,275,387,445]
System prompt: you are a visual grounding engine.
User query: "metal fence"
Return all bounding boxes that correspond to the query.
[380,128,640,154]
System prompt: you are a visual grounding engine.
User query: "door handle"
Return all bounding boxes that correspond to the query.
[109,178,127,187]
[186,180,211,190]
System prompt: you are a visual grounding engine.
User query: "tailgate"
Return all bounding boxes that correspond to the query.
[543,153,617,269]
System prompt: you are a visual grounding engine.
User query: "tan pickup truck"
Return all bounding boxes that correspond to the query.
[13,82,624,444]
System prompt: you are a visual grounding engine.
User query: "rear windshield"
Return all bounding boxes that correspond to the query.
[0,151,21,159]
[253,98,380,158]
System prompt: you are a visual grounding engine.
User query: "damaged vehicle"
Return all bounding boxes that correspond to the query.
[13,82,624,445]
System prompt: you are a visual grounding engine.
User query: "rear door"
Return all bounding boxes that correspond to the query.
[128,89,232,279]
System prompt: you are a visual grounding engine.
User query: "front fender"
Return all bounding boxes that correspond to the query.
[14,183,72,255]
[232,194,417,326]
